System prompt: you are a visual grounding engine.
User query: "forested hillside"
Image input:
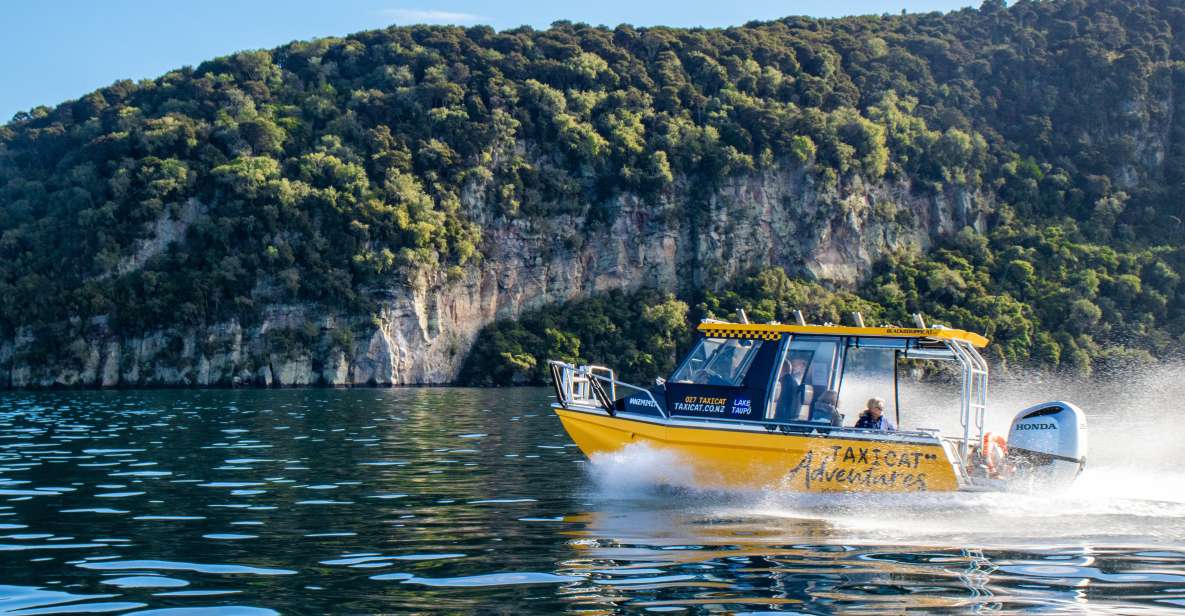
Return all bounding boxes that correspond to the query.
[3,0,1185,387]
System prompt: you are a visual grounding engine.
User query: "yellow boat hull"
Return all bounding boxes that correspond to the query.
[556,408,961,492]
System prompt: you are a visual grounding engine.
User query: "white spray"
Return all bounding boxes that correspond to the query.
[583,364,1185,547]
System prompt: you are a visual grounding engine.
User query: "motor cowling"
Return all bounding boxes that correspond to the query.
[1006,401,1087,485]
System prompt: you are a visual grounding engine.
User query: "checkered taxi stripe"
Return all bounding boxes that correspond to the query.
[701,329,783,341]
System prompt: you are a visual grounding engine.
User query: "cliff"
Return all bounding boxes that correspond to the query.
[5,0,1184,387]
[0,166,984,387]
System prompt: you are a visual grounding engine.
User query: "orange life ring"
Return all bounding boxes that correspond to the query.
[982,431,1009,477]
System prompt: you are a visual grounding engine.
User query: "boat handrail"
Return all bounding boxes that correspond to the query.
[548,360,666,418]
[585,365,617,401]
[944,338,989,464]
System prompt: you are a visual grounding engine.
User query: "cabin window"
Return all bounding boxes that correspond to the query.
[670,337,765,386]
[838,339,902,421]
[767,337,841,422]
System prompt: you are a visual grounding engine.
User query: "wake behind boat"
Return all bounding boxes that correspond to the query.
[549,315,1087,493]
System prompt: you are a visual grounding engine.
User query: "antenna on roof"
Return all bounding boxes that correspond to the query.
[792,310,807,326]
[736,308,749,324]
[912,313,927,329]
[850,312,866,327]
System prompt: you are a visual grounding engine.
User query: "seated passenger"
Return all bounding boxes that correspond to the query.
[774,358,808,421]
[808,390,843,427]
[855,397,896,431]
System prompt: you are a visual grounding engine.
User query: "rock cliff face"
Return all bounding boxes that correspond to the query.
[0,165,986,388]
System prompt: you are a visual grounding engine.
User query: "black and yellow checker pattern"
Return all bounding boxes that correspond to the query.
[694,321,989,348]
[700,328,782,341]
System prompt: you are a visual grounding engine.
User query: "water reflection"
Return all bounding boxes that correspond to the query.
[0,387,1181,613]
[561,494,1185,612]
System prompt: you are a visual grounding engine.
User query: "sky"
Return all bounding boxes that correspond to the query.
[1,1,978,121]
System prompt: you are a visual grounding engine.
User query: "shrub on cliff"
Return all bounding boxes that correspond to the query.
[459,290,690,385]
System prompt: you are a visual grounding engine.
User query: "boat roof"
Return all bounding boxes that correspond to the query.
[696,321,989,348]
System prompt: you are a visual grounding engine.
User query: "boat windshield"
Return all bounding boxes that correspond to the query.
[670,337,765,386]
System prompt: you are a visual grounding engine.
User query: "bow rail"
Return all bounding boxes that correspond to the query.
[548,360,666,418]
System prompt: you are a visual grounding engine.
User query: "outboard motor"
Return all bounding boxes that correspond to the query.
[1006,401,1087,486]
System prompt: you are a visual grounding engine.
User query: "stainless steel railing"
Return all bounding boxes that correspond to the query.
[548,360,666,418]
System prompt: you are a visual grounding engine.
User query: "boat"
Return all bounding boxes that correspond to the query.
[548,313,1087,493]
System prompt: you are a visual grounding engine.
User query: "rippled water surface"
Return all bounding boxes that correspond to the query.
[1,385,1184,614]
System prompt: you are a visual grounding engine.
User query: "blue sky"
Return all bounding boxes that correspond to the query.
[1,1,977,121]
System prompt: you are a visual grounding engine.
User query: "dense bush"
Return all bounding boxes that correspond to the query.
[467,244,1182,385]
[4,0,1185,380]
[459,289,690,385]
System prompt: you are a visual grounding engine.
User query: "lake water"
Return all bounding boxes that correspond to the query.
[1,379,1184,614]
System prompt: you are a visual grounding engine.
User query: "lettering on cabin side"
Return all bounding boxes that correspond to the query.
[665,387,765,420]
[626,397,659,410]
[782,445,940,491]
[672,394,731,415]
